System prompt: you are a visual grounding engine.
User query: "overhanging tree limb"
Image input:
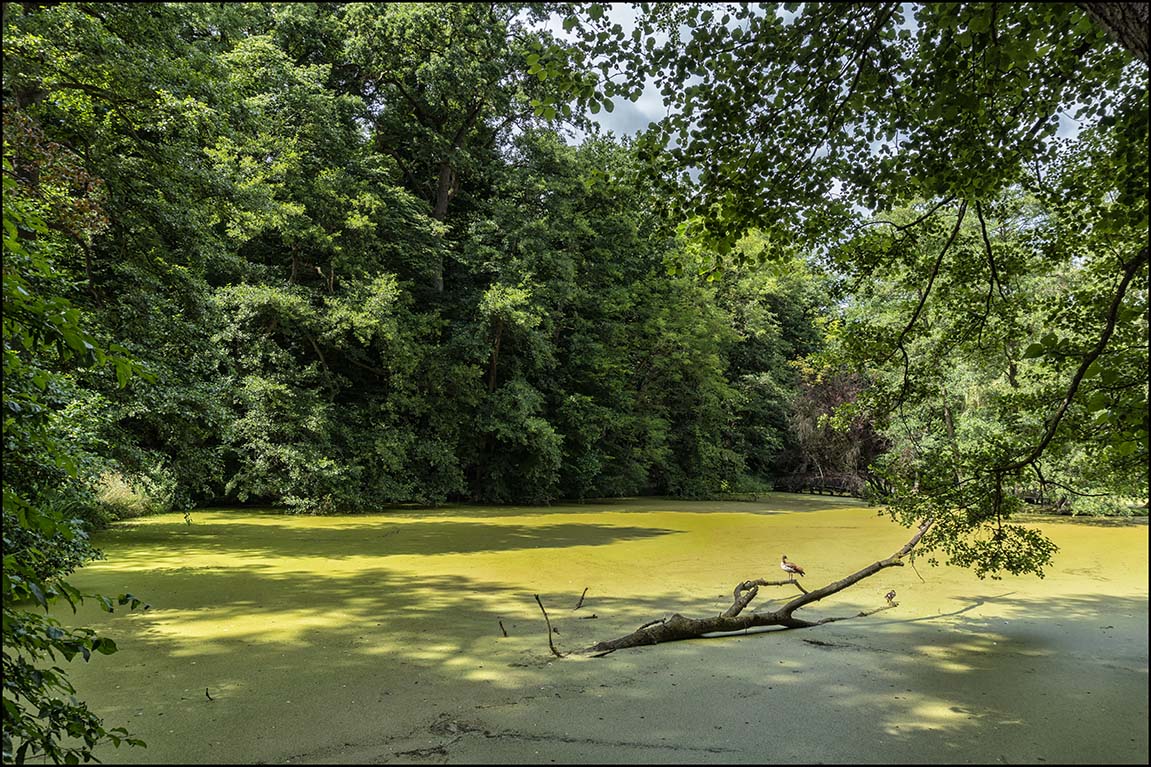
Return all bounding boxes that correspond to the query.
[886,199,968,407]
[996,246,1148,474]
[888,200,968,365]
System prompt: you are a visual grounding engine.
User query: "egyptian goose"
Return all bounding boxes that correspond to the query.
[780,554,805,581]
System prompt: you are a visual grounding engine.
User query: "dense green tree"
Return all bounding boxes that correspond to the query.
[4,0,1144,747]
[710,233,832,485]
[2,2,806,517]
[342,2,579,292]
[549,1,1148,577]
[822,190,1145,575]
[2,2,273,511]
[2,152,146,765]
[459,131,829,500]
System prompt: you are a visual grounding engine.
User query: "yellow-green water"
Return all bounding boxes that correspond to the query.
[47,496,1149,763]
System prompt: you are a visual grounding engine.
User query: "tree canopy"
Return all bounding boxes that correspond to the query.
[550,0,1147,574]
[2,2,1146,763]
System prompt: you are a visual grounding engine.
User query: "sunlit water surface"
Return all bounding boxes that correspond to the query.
[52,496,1148,764]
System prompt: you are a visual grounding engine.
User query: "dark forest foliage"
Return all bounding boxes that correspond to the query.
[2,2,1145,763]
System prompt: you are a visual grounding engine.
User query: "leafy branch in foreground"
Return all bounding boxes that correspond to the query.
[3,153,148,763]
[2,517,148,764]
[547,2,1147,580]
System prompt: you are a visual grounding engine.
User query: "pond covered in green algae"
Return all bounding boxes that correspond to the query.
[56,496,1148,764]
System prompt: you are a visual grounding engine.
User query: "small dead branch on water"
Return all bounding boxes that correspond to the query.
[534,594,565,658]
[573,587,589,610]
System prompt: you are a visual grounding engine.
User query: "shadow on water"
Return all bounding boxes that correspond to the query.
[600,590,1149,764]
[99,518,679,561]
[57,502,1147,764]
[171,492,868,522]
[1015,512,1150,528]
[804,591,1150,763]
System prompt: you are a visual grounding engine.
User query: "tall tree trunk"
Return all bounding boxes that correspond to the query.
[940,384,962,484]
[487,317,503,393]
[429,161,458,293]
[1079,2,1149,64]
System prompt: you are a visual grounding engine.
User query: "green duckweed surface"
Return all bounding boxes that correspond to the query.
[55,495,1148,763]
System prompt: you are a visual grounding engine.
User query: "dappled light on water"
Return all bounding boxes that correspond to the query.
[57,496,1147,764]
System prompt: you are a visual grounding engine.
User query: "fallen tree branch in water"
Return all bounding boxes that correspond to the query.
[573,518,932,656]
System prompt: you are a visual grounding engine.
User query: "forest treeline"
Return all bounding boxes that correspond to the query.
[4,3,846,520]
[4,0,1146,563]
[7,3,1143,530]
[2,3,1146,762]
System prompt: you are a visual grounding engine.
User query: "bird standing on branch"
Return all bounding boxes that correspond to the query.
[780,555,806,581]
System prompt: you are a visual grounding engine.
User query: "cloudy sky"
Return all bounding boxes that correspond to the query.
[581,78,667,139]
[538,3,1086,145]
[536,3,667,142]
